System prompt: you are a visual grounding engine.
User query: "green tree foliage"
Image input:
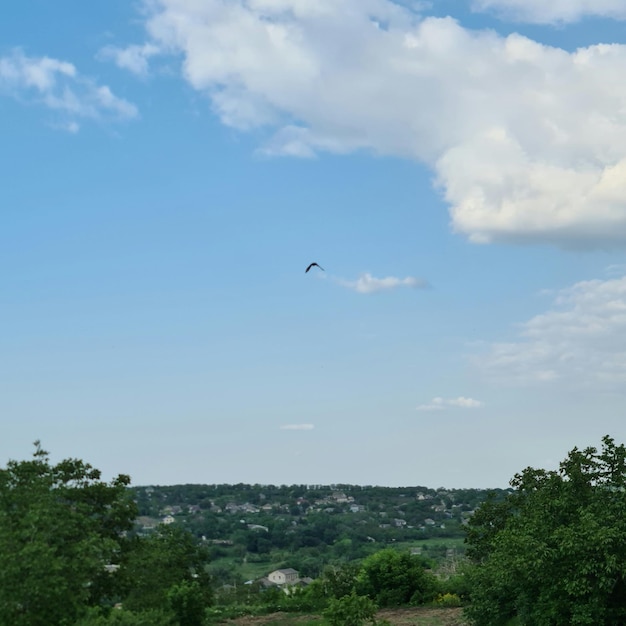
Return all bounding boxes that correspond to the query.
[0,442,137,626]
[75,607,173,626]
[323,591,379,626]
[356,549,437,607]
[306,563,361,604]
[167,580,206,626]
[465,436,626,626]
[119,525,212,613]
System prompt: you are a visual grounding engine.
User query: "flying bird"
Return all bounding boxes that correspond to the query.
[305,262,324,273]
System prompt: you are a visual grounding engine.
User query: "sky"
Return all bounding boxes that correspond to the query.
[2,0,626,489]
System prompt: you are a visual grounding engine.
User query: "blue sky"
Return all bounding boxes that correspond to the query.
[3,0,626,488]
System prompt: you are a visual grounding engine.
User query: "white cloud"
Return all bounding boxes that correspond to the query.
[448,396,484,408]
[98,43,160,76]
[472,0,626,24]
[126,0,626,247]
[604,264,626,277]
[280,423,315,430]
[337,273,428,294]
[0,49,138,127]
[416,396,484,411]
[479,275,626,387]
[50,120,81,134]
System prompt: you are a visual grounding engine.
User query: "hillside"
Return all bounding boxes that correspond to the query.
[130,483,508,583]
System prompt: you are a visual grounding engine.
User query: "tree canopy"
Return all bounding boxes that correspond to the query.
[356,548,437,607]
[0,442,137,626]
[0,443,216,625]
[120,524,212,614]
[465,435,626,626]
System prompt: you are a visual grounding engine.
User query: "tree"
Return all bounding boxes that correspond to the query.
[465,436,626,626]
[167,580,206,626]
[356,549,437,607]
[119,525,212,613]
[0,442,137,626]
[75,607,173,626]
[323,591,379,626]
[307,562,361,602]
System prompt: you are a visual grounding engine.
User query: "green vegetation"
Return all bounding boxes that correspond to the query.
[0,442,137,626]
[464,435,626,625]
[120,525,211,613]
[0,443,211,626]
[356,549,437,607]
[131,481,492,586]
[3,436,626,624]
[323,591,380,626]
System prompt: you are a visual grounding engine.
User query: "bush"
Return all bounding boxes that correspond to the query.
[435,592,462,607]
[323,591,378,626]
[356,549,437,607]
[167,580,206,626]
[74,607,173,625]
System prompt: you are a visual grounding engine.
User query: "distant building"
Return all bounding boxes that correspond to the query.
[267,568,299,586]
[247,524,269,532]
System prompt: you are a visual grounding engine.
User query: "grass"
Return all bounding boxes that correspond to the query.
[211,537,467,587]
[211,555,288,581]
[396,537,466,549]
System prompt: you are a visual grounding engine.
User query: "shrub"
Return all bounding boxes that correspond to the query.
[435,592,462,607]
[356,549,437,607]
[323,591,378,626]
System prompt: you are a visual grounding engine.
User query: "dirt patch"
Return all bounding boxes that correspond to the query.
[378,606,467,625]
[219,614,318,625]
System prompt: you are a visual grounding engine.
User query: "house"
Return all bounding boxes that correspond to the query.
[267,568,299,586]
[247,524,269,532]
[161,515,175,525]
[331,491,352,503]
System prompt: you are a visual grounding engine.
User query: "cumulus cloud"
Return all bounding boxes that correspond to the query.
[121,0,626,247]
[416,396,484,411]
[472,0,626,24]
[280,423,315,430]
[479,276,626,386]
[98,43,160,76]
[337,273,428,294]
[0,49,138,128]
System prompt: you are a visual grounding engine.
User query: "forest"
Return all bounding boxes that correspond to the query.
[2,436,626,625]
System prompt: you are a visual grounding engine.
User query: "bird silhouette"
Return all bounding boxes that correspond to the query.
[305,262,324,273]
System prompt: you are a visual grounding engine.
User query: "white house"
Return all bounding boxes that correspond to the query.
[267,568,299,585]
